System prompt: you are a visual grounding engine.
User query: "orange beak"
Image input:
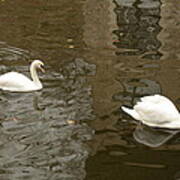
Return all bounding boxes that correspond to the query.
[39,65,45,73]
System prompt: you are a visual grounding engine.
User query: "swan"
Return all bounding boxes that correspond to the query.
[0,60,44,92]
[121,94,180,129]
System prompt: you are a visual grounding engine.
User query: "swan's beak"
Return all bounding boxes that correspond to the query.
[39,65,45,73]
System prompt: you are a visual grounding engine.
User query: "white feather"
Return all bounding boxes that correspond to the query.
[121,94,180,129]
[0,60,44,92]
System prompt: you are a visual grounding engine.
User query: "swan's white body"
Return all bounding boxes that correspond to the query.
[0,60,44,92]
[121,95,180,129]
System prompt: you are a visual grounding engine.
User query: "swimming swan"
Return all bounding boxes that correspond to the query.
[0,60,44,92]
[121,95,180,129]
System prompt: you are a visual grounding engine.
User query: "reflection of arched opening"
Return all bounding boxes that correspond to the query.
[113,0,162,60]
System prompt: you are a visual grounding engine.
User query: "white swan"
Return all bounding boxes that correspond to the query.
[121,94,180,129]
[0,60,44,92]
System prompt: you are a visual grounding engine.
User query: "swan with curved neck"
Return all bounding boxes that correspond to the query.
[0,60,44,92]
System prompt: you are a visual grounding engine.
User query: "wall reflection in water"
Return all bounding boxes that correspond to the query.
[0,59,96,180]
[113,0,162,59]
[0,0,180,179]
[113,78,161,106]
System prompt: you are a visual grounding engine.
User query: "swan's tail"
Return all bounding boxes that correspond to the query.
[121,106,140,120]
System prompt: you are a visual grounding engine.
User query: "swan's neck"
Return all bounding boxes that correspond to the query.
[30,64,42,88]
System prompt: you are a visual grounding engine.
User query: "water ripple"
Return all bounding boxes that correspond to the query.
[0,58,96,180]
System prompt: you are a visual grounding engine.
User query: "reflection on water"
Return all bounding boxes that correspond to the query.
[133,124,179,147]
[113,78,161,106]
[113,0,162,59]
[0,58,95,180]
[0,0,180,179]
[0,41,30,62]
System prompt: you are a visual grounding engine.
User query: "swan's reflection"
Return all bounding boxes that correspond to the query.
[133,124,179,147]
[0,90,44,121]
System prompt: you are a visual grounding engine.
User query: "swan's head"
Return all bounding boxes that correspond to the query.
[31,60,45,73]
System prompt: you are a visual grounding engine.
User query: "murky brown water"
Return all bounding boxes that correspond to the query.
[0,0,180,179]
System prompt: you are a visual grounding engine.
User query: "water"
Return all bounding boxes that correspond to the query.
[0,0,180,179]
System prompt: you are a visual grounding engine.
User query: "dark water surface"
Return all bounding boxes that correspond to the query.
[0,0,180,179]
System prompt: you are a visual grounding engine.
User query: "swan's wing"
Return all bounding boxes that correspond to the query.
[140,94,179,114]
[0,72,33,88]
[141,95,173,104]
[134,101,180,125]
